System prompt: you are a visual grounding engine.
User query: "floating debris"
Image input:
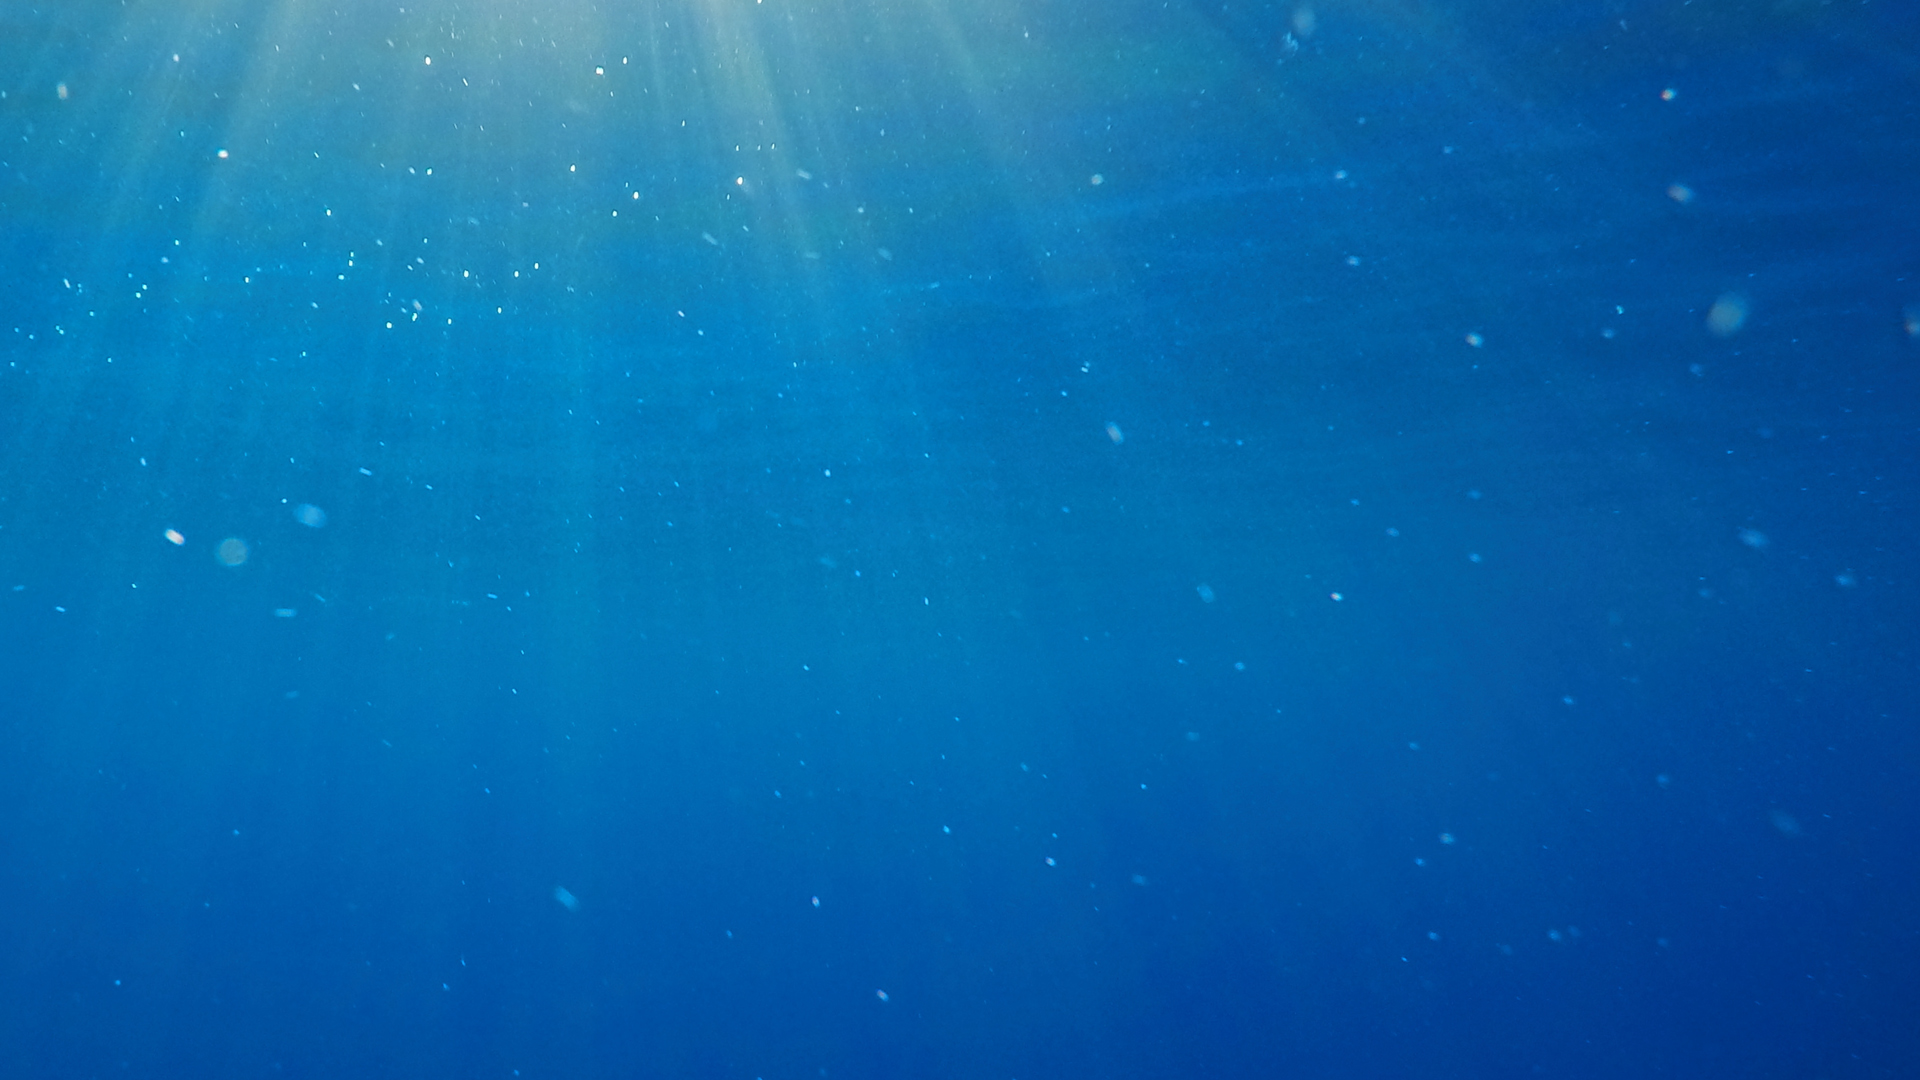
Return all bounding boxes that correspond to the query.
[1707,293,1749,336]
[216,538,249,567]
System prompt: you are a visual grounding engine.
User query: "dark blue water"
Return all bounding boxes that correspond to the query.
[3,0,1916,1076]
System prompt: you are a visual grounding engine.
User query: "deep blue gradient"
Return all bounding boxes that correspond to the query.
[3,0,1916,1076]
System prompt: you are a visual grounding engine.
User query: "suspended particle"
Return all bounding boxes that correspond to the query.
[1706,293,1749,337]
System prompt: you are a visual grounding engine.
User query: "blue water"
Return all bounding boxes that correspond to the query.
[3,0,1916,1076]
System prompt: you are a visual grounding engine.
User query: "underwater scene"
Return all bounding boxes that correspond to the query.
[1,0,1915,1076]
